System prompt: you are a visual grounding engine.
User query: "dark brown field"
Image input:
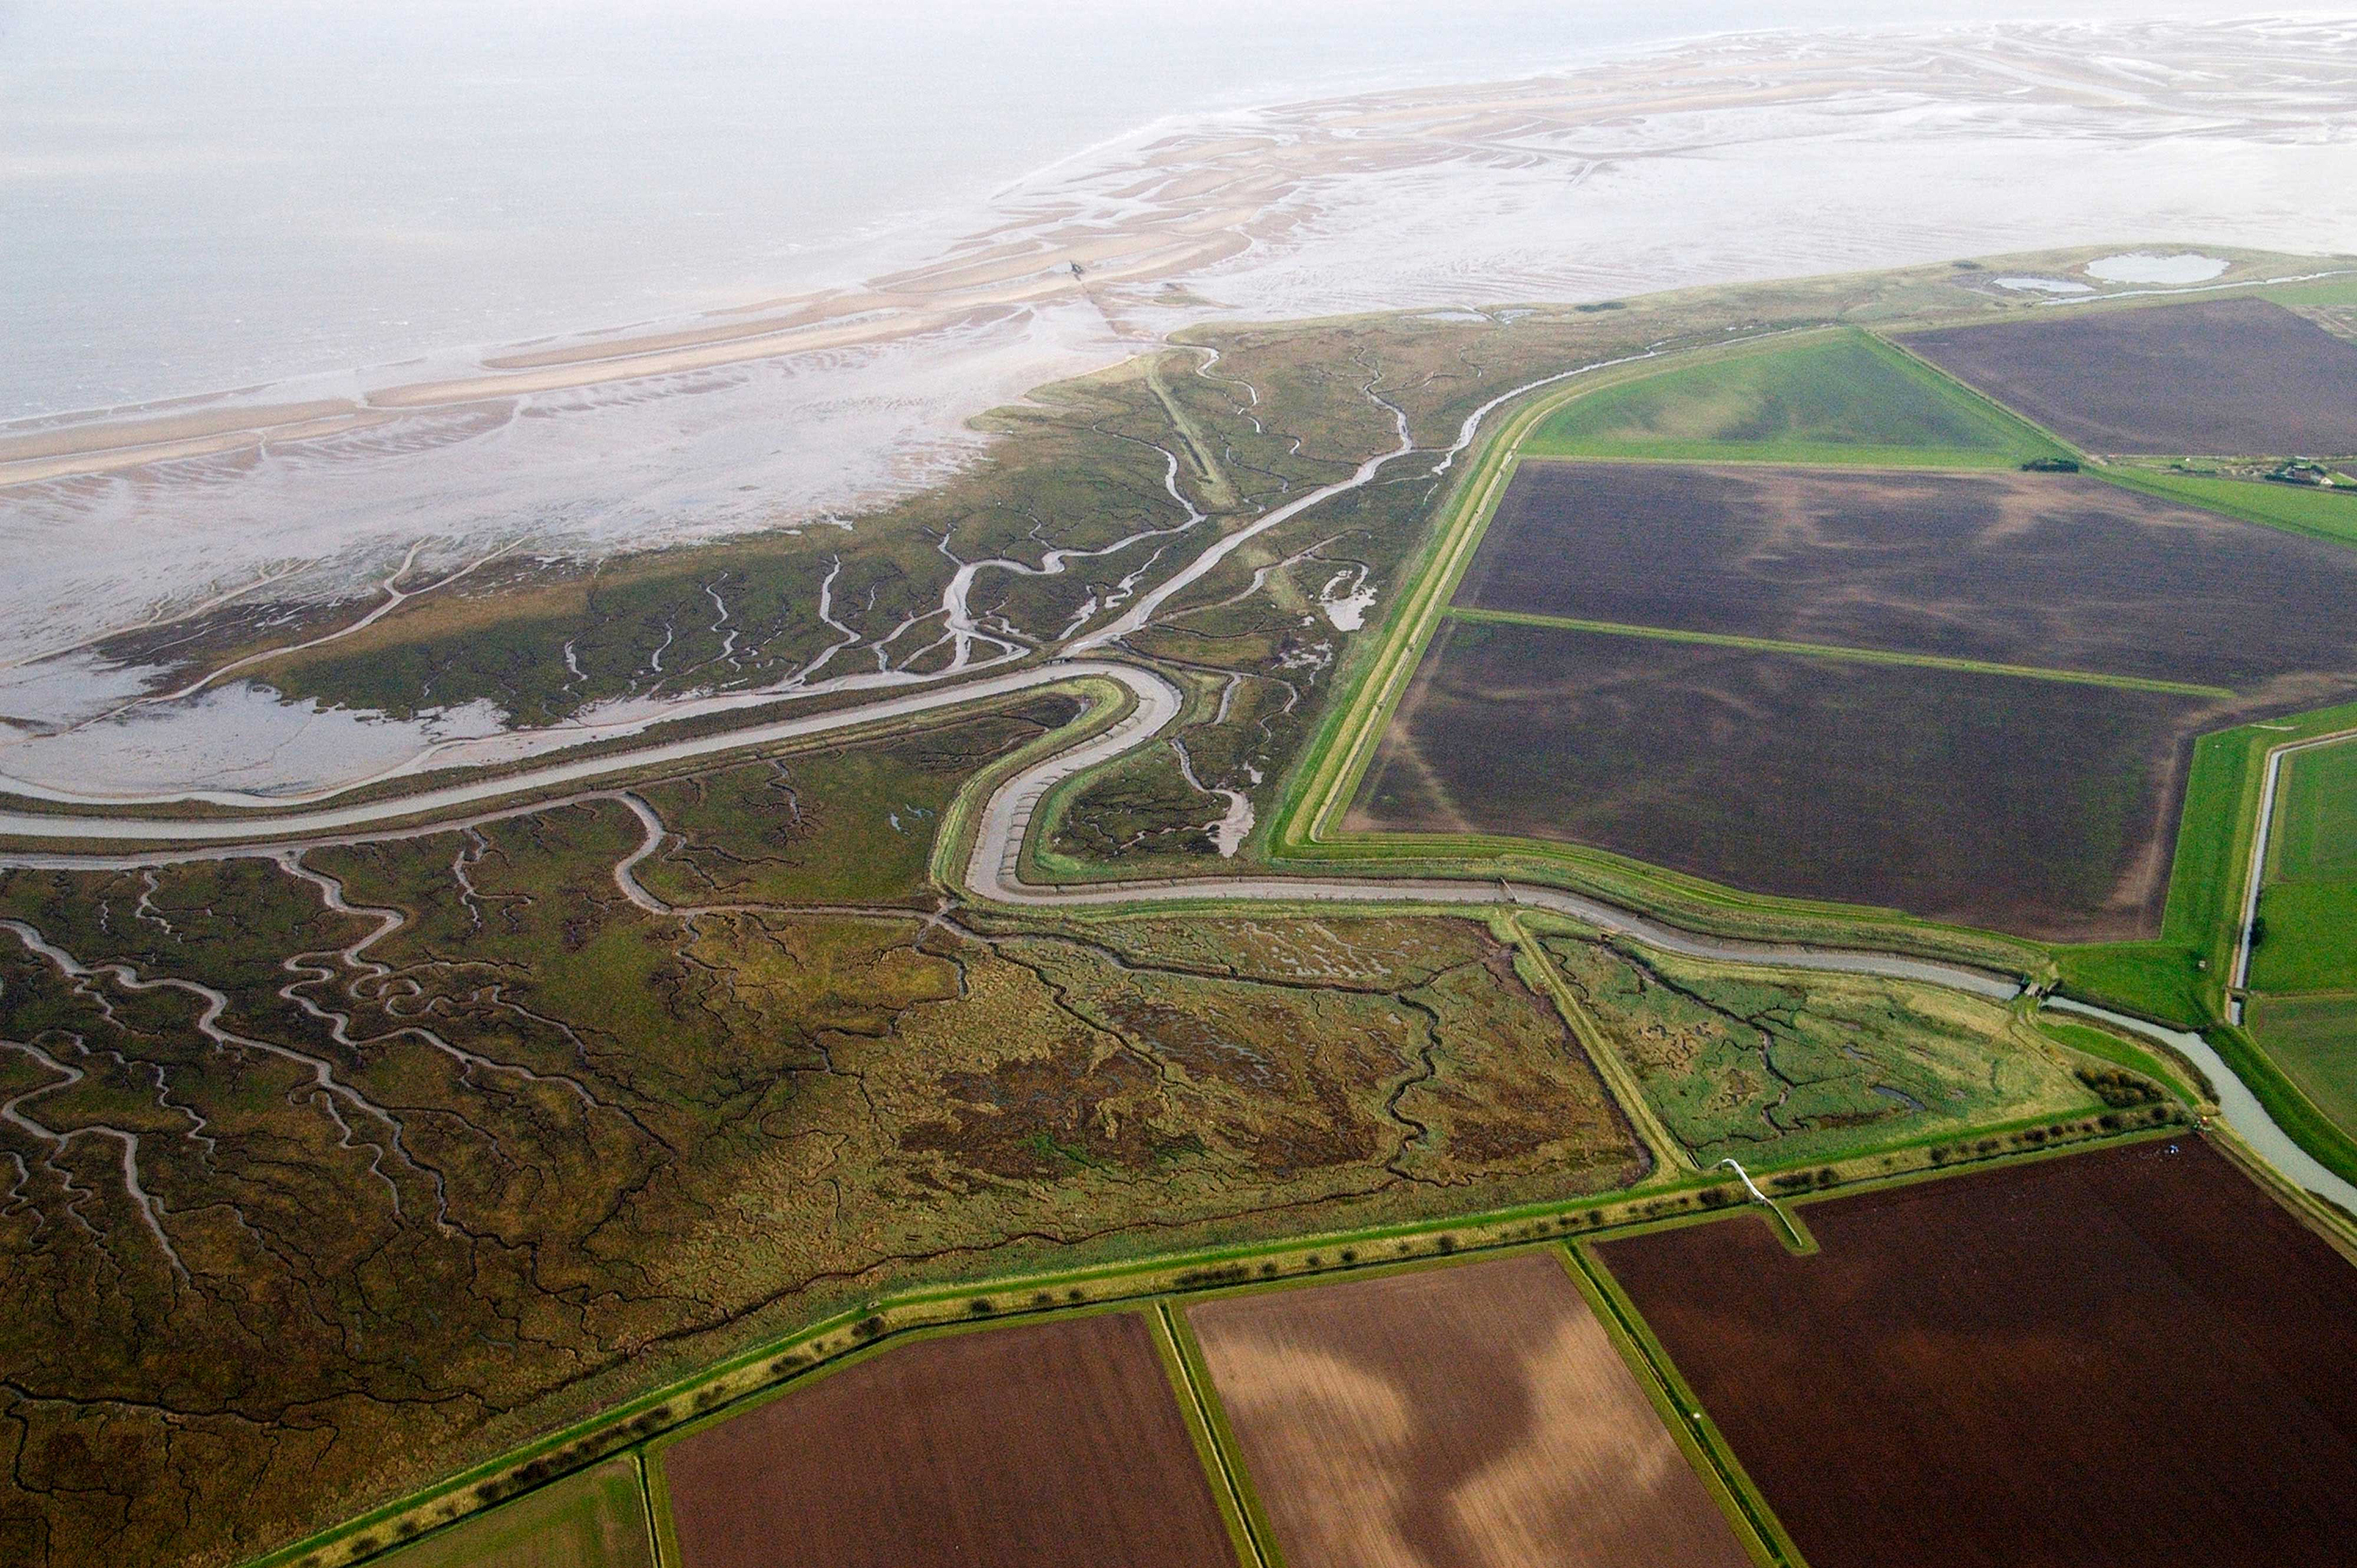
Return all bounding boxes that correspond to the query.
[1354,619,2215,939]
[1904,297,2357,456]
[659,1312,1234,1568]
[1188,1252,1748,1568]
[1595,1138,2357,1568]
[1457,461,2357,692]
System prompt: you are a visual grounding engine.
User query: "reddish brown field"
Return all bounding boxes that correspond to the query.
[1904,297,2357,455]
[659,1312,1235,1568]
[1595,1138,2357,1568]
[1188,1251,1748,1568]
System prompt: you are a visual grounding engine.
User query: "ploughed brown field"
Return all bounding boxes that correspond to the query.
[1456,461,2357,692]
[1188,1251,1747,1568]
[1354,618,2213,939]
[1902,297,2357,456]
[658,1312,1235,1568]
[1595,1138,2357,1568]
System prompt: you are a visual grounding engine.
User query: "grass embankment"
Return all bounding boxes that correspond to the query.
[2052,702,2357,1028]
[1262,344,2048,981]
[2036,1016,2214,1110]
[2206,1015,2357,1188]
[267,1110,2178,1568]
[368,1459,653,1568]
[2101,465,2357,550]
[1442,607,2233,698]
[1522,327,2067,469]
[2243,995,2357,1138]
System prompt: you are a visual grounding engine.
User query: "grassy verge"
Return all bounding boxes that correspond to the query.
[1503,913,1690,1176]
[253,1100,2173,1568]
[2202,1021,2357,1190]
[1562,1241,1805,1568]
[2100,465,2357,550]
[923,673,1137,891]
[1442,608,2234,698]
[2035,1015,2215,1110]
[1155,1304,1282,1568]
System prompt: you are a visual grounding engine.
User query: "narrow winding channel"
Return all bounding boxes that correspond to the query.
[4,344,2352,1218]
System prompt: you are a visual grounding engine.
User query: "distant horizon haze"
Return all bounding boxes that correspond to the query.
[0,0,2306,417]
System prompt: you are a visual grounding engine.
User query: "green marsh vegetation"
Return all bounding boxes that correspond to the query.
[20,246,2357,1568]
[1542,938,2109,1169]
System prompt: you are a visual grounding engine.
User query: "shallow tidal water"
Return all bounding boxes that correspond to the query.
[6,7,2357,794]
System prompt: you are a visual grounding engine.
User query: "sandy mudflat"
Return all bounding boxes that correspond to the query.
[9,19,2357,797]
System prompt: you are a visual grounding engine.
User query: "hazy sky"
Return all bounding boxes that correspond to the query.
[0,0,2320,411]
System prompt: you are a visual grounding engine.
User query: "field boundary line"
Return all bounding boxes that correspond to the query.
[1442,607,2238,699]
[1154,1302,1280,1568]
[1868,327,2089,460]
[634,1450,673,1568]
[1558,1243,1807,1568]
[1506,913,1691,1174]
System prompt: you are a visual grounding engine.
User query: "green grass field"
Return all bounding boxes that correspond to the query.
[2250,882,2357,992]
[2268,738,2357,882]
[1545,939,2105,1170]
[2255,272,2357,309]
[2246,735,2357,994]
[1522,329,2065,468]
[2035,1017,2210,1108]
[2101,467,2357,549]
[2243,994,2357,1143]
[376,1458,653,1568]
[2050,942,2214,1031]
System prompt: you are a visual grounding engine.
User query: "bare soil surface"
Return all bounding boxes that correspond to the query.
[1595,1137,2357,1568]
[1903,298,2357,456]
[1456,461,2357,692]
[660,1312,1233,1568]
[1356,619,2216,941]
[1188,1251,1747,1568]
